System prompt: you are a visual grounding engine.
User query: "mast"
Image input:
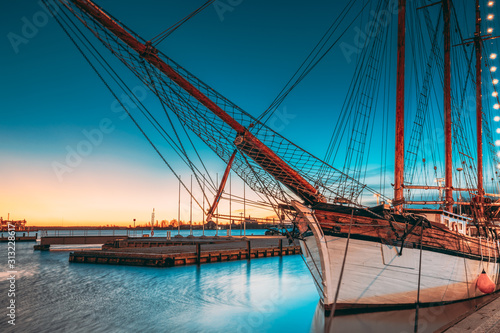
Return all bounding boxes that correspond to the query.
[443,0,453,211]
[206,150,236,222]
[394,0,406,213]
[474,0,484,204]
[66,0,323,205]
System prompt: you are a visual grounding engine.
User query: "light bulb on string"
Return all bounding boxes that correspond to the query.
[494,92,499,97]
[491,54,498,59]
[492,66,498,72]
[488,14,494,20]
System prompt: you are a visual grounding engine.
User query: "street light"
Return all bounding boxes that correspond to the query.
[457,167,463,215]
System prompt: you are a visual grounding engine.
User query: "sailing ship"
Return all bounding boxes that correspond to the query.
[46,0,500,313]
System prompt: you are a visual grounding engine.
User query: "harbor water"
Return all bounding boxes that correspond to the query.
[0,231,487,333]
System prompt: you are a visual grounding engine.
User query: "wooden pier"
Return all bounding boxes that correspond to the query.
[69,236,301,267]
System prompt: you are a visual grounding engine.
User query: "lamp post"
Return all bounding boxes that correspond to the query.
[435,177,445,209]
[457,167,463,215]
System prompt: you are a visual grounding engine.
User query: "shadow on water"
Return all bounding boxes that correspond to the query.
[310,295,497,333]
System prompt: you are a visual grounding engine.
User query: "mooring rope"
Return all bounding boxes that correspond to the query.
[325,211,353,333]
[414,225,424,333]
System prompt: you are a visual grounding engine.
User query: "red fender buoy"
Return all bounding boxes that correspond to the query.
[477,270,496,294]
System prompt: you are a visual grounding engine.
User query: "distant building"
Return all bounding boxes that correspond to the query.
[1,217,27,232]
[205,220,216,229]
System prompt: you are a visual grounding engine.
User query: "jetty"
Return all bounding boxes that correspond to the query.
[34,235,128,250]
[68,236,301,267]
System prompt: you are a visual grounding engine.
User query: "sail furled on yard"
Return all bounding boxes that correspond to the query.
[53,0,380,205]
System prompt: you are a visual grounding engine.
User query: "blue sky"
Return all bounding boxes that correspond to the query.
[1,0,499,225]
[0,0,360,225]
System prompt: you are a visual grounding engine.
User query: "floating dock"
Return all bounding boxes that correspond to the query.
[69,236,301,267]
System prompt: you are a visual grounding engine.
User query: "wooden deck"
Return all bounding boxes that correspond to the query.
[69,236,301,267]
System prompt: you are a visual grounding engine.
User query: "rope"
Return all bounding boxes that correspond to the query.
[47,0,208,209]
[325,211,353,332]
[253,0,370,132]
[150,0,215,46]
[414,224,424,333]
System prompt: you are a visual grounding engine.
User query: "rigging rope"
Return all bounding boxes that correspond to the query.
[149,0,215,46]
[48,0,288,215]
[253,0,369,131]
[47,0,211,210]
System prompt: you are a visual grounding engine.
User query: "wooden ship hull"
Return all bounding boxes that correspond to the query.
[290,201,500,312]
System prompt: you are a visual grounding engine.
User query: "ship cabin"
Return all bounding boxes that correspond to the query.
[407,209,473,237]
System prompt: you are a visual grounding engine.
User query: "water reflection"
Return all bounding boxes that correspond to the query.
[310,297,489,333]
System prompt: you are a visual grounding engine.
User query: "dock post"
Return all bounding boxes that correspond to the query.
[246,240,251,259]
[279,239,283,257]
[197,243,201,264]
